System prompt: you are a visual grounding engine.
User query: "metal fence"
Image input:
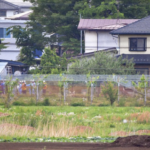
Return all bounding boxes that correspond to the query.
[0,74,150,106]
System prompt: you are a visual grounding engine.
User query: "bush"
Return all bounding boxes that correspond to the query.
[118,98,126,107]
[71,102,85,106]
[12,101,26,106]
[43,98,50,106]
[101,82,118,106]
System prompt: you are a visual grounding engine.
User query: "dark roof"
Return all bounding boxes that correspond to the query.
[78,19,138,30]
[117,54,150,65]
[0,0,19,10]
[0,59,26,66]
[68,47,117,59]
[111,15,150,35]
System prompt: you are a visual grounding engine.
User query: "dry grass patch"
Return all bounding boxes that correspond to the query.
[128,112,150,123]
[0,112,10,117]
[110,130,150,137]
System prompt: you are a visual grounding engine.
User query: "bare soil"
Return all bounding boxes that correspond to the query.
[0,135,150,150]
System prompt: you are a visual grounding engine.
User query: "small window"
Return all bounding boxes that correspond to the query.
[0,11,6,17]
[129,38,146,51]
[0,28,11,38]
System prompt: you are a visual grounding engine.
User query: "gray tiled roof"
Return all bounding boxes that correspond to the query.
[0,1,17,9]
[4,0,32,7]
[111,16,150,35]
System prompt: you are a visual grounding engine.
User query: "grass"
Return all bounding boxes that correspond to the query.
[0,106,150,140]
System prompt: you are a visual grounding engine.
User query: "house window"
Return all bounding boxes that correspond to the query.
[129,38,146,51]
[135,68,149,75]
[0,28,11,38]
[6,66,12,74]
[0,11,6,17]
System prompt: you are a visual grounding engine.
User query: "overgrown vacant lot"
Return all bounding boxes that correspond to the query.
[0,106,150,141]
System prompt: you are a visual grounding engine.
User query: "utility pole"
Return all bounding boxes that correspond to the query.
[80,14,82,54]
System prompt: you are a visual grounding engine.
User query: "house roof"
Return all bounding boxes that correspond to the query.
[0,59,27,66]
[78,19,138,30]
[117,54,150,65]
[6,10,32,20]
[68,47,117,59]
[111,15,150,35]
[4,0,32,7]
[0,0,18,10]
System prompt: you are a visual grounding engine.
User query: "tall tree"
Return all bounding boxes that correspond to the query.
[8,23,48,65]
[29,47,68,74]
[23,0,123,55]
[119,0,150,19]
[80,0,124,19]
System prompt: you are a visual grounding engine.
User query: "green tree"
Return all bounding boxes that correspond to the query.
[68,52,135,75]
[101,81,118,106]
[23,0,124,56]
[132,75,148,106]
[8,23,48,65]
[80,0,124,19]
[29,47,68,74]
[119,0,150,19]
[4,77,19,108]
[40,47,60,74]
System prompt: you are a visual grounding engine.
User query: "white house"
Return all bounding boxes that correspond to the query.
[0,0,32,19]
[78,19,138,54]
[0,19,26,60]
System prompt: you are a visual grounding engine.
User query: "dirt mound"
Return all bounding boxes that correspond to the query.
[112,135,150,147]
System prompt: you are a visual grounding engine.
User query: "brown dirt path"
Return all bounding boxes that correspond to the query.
[0,135,150,150]
[0,143,149,150]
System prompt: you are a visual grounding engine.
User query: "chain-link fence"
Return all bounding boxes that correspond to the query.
[1,74,150,106]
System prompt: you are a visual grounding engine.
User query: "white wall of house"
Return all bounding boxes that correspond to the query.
[85,31,97,53]
[84,30,118,53]
[6,11,15,17]
[0,20,26,60]
[20,8,31,12]
[119,35,150,55]
[98,31,118,50]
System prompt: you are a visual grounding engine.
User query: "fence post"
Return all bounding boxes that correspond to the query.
[64,82,66,103]
[36,83,39,105]
[118,77,120,103]
[91,83,93,105]
[144,82,147,106]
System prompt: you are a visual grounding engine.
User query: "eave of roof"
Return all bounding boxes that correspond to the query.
[111,15,150,35]
[6,10,32,20]
[117,54,150,65]
[0,59,27,66]
[1,0,20,8]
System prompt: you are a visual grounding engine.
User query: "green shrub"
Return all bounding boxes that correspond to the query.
[12,101,26,106]
[43,98,50,106]
[101,82,118,106]
[71,102,85,106]
[110,124,115,128]
[118,98,126,107]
